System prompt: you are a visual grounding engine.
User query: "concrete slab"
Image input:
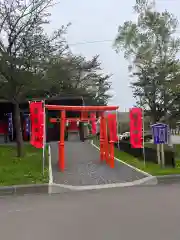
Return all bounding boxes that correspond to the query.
[0,186,180,240]
[50,134,146,186]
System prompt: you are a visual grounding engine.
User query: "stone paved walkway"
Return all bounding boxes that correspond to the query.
[50,133,146,186]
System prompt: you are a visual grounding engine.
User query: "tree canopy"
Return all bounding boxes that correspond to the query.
[0,0,112,156]
[114,0,180,124]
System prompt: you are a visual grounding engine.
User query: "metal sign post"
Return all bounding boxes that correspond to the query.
[151,123,169,167]
[157,144,161,165]
[161,143,165,167]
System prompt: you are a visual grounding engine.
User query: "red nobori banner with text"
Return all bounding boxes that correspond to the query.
[107,113,118,142]
[29,101,44,149]
[129,108,143,148]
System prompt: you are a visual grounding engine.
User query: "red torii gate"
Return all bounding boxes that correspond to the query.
[45,104,119,171]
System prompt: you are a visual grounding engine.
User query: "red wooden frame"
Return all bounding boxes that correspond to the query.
[45,105,119,171]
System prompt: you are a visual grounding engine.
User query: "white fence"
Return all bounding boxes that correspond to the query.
[171,129,180,135]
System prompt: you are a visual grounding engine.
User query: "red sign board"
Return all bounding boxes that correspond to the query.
[129,108,143,148]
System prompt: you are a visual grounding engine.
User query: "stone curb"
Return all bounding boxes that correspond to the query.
[0,175,179,196]
[0,178,157,196]
[0,184,49,196]
[156,175,180,184]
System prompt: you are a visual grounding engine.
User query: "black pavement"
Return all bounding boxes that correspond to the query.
[0,185,180,240]
[50,133,146,185]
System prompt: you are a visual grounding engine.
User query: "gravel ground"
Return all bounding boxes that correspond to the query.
[50,133,146,185]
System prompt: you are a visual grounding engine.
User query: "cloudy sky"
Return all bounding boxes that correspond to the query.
[45,0,179,111]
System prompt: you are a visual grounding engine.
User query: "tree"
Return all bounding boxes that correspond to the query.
[41,54,112,105]
[65,54,112,105]
[114,0,180,124]
[0,0,70,156]
[0,0,112,157]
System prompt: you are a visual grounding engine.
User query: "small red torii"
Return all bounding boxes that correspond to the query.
[45,104,119,171]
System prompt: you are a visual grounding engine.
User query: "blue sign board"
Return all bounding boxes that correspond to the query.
[151,123,169,144]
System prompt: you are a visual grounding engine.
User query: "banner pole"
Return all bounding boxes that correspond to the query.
[11,112,13,141]
[42,100,46,175]
[116,109,120,148]
[28,101,31,143]
[142,108,146,166]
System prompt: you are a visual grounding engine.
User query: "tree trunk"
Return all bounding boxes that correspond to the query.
[14,102,24,157]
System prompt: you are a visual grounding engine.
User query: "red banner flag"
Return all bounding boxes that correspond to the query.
[90,112,96,135]
[107,114,118,142]
[129,108,143,148]
[29,101,44,148]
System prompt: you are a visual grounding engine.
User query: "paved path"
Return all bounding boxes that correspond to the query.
[50,134,146,186]
[0,185,180,240]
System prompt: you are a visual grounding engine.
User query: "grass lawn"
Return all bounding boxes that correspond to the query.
[0,144,49,186]
[93,139,180,176]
